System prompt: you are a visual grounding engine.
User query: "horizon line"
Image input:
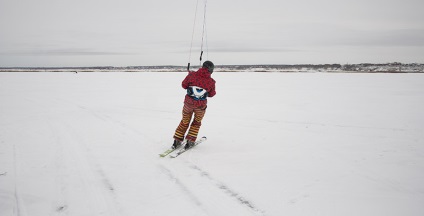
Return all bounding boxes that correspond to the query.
[1,62,423,69]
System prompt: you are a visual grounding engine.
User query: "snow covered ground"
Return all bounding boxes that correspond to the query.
[1,72,423,216]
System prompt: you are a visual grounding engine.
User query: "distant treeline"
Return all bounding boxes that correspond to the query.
[1,63,423,73]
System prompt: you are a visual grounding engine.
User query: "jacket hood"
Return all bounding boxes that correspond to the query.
[197,67,212,77]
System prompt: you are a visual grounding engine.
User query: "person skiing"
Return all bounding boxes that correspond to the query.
[172,60,216,150]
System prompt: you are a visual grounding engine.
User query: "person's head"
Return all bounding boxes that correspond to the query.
[202,61,214,73]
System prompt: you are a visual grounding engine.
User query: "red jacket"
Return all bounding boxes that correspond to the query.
[182,67,216,108]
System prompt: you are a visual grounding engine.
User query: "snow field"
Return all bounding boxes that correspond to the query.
[0,72,423,216]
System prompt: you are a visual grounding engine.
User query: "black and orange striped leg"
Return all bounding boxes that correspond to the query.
[185,107,206,142]
[173,104,193,141]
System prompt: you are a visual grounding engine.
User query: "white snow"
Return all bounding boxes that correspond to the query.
[1,72,424,216]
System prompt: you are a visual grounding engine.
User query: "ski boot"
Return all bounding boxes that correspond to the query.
[185,140,195,150]
[172,139,182,149]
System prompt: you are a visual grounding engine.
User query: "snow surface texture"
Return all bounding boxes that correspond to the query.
[0,72,423,216]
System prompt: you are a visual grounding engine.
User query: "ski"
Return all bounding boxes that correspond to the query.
[159,141,186,157]
[170,136,207,158]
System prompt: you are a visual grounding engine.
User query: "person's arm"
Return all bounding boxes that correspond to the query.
[181,72,193,89]
[208,81,216,97]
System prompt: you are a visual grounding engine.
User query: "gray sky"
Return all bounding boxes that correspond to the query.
[1,0,423,67]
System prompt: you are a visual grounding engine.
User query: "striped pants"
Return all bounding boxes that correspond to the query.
[174,103,206,142]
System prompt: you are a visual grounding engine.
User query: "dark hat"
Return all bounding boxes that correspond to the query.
[202,60,214,73]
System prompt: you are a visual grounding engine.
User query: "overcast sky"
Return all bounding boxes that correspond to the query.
[1,0,423,67]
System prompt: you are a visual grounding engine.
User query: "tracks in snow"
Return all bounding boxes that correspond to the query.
[83,103,268,215]
[7,93,266,216]
[63,122,125,216]
[16,95,128,216]
[188,164,265,215]
[158,162,266,216]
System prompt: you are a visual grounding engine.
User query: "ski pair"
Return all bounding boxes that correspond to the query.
[159,136,207,158]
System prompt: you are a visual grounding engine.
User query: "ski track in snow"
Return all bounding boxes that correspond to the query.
[89,102,267,215]
[17,93,128,216]
[60,104,137,216]
[157,165,205,209]
[188,163,266,215]
[157,159,266,216]
[13,143,26,216]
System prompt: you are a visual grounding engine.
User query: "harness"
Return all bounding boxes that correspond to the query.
[187,86,208,101]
